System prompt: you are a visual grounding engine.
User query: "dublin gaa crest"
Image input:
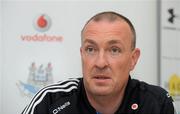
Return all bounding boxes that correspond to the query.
[17,62,53,97]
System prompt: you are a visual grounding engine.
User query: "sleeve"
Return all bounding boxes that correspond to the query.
[21,93,51,114]
[160,94,175,114]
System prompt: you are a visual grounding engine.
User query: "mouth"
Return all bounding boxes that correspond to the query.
[94,76,110,79]
[92,75,111,85]
[93,75,111,82]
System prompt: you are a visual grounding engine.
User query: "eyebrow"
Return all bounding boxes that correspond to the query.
[108,40,122,45]
[83,39,97,45]
[82,39,122,46]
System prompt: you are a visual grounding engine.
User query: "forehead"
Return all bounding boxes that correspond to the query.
[82,20,132,44]
[83,19,132,34]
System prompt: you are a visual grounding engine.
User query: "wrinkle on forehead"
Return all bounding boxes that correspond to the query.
[83,20,132,35]
[83,21,132,40]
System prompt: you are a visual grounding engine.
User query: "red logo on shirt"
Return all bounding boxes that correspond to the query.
[131,103,138,110]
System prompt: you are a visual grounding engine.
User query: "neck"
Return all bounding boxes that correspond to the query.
[86,85,127,114]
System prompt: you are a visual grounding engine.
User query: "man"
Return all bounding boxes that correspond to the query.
[22,11,174,114]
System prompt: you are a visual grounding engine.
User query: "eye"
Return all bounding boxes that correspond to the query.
[85,46,96,55]
[110,47,121,55]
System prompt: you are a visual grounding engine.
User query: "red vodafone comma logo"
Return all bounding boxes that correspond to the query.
[21,13,63,43]
[33,14,51,32]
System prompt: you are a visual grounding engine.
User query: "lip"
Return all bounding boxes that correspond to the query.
[92,75,111,83]
[93,76,110,79]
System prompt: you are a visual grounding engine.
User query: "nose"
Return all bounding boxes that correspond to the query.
[95,50,108,69]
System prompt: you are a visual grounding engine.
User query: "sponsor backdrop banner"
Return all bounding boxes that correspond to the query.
[1,1,159,114]
[0,0,2,113]
[160,0,180,113]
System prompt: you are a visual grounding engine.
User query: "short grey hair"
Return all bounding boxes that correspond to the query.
[81,11,136,50]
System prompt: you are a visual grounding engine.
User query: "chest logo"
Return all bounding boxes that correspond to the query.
[53,101,71,114]
[131,103,138,110]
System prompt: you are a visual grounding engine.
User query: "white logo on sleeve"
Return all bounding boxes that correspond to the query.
[166,93,171,98]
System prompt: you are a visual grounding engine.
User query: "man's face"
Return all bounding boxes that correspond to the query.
[80,20,140,97]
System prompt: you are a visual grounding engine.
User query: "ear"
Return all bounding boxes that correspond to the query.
[80,46,83,56]
[130,48,140,71]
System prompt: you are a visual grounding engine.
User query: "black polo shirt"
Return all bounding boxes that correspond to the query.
[22,77,174,114]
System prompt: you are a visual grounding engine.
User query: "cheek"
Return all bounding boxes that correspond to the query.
[110,56,131,73]
[111,58,130,82]
[82,57,94,73]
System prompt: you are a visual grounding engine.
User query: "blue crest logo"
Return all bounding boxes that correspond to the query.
[17,62,53,97]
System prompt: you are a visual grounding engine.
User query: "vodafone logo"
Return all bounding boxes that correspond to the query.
[33,14,51,32]
[20,13,63,43]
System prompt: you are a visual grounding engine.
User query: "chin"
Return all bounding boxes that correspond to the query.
[84,79,113,95]
[91,86,112,96]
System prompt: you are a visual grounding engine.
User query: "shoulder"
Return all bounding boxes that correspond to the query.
[131,79,173,104]
[22,78,82,114]
[129,79,174,113]
[36,78,82,98]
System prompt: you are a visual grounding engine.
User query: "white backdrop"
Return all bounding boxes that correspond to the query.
[1,0,158,114]
[160,0,180,113]
[0,0,2,113]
